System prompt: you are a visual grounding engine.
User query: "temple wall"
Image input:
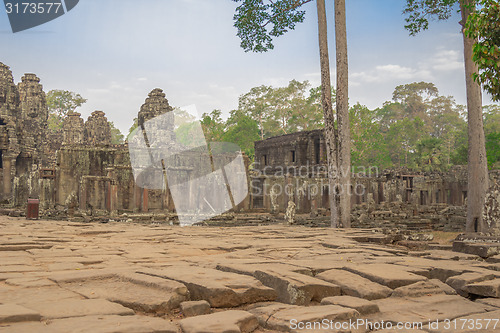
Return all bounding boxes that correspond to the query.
[251,130,492,230]
[0,61,496,232]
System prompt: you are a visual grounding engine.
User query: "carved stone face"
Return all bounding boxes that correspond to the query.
[28,104,39,118]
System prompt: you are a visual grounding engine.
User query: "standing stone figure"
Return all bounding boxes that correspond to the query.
[285,200,296,225]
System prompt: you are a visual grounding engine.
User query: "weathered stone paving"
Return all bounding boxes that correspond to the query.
[0,215,499,332]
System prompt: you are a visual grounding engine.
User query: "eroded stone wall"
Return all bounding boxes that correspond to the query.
[0,64,49,204]
[252,130,494,230]
[0,63,20,202]
[17,73,48,161]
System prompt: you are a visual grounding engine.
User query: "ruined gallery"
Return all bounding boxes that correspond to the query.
[1,62,499,233]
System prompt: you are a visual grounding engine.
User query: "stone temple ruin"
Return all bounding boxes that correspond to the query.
[253,131,499,232]
[0,63,251,221]
[0,61,498,233]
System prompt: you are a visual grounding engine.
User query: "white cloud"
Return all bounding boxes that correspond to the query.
[351,64,433,84]
[429,50,464,71]
[350,47,463,88]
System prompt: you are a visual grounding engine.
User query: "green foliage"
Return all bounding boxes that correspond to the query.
[415,137,444,171]
[447,104,500,166]
[392,82,439,107]
[47,113,64,132]
[172,109,205,147]
[374,82,468,170]
[484,104,500,168]
[108,121,124,144]
[181,108,260,158]
[404,0,500,101]
[46,90,87,118]
[485,132,500,169]
[350,103,391,169]
[465,0,500,101]
[403,0,459,35]
[223,110,260,158]
[368,86,498,171]
[238,85,273,139]
[237,80,325,138]
[124,79,497,171]
[46,90,123,144]
[484,104,500,134]
[201,109,226,143]
[175,121,206,147]
[232,0,313,52]
[127,118,139,141]
[215,80,492,172]
[200,81,325,158]
[46,90,87,132]
[451,141,468,164]
[267,79,324,135]
[173,108,197,128]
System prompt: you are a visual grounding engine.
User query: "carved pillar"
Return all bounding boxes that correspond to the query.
[142,188,149,212]
[319,137,325,165]
[2,156,11,196]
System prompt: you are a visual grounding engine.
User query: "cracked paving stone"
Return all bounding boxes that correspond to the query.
[180,310,259,333]
[139,266,277,307]
[315,268,392,300]
[0,314,178,333]
[0,304,41,324]
[343,264,427,289]
[320,296,379,315]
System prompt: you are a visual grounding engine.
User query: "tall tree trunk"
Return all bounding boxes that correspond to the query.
[259,115,264,140]
[335,0,351,228]
[460,0,488,233]
[316,0,338,228]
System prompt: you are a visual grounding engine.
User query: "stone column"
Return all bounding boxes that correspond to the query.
[110,184,118,214]
[142,188,149,212]
[2,156,11,196]
[319,137,325,165]
[79,178,87,211]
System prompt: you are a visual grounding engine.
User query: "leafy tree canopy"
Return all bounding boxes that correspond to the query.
[223,110,260,158]
[232,0,313,52]
[201,109,226,143]
[46,90,87,118]
[46,90,87,132]
[127,118,138,140]
[109,121,124,144]
[403,0,459,35]
[236,80,326,139]
[485,131,500,168]
[465,0,500,101]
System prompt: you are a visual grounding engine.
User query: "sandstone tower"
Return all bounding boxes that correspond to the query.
[84,110,111,146]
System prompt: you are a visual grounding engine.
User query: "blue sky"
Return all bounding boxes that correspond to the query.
[0,0,494,134]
